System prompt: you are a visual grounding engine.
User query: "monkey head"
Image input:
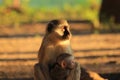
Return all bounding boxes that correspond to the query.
[46,19,71,40]
[56,53,75,70]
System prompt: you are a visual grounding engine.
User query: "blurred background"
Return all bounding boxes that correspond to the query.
[0,0,120,80]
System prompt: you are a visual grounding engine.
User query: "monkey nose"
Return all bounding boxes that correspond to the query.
[64,26,67,29]
[71,61,75,64]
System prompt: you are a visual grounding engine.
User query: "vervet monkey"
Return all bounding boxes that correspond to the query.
[34,19,105,80]
[50,53,75,80]
[34,19,80,80]
[55,53,75,70]
[38,19,72,66]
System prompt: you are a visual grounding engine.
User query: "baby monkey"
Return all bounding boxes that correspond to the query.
[49,53,75,80]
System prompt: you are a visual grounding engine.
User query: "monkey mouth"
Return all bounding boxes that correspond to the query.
[62,27,71,39]
[66,66,74,70]
[62,33,71,39]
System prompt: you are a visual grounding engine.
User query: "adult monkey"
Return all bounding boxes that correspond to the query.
[34,19,80,80]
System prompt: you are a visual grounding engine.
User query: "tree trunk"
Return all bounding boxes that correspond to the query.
[99,0,120,23]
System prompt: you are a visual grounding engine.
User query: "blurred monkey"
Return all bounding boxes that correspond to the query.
[34,19,80,80]
[50,53,75,80]
[38,19,72,65]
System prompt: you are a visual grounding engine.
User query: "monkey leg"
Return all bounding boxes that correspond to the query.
[34,63,52,80]
[80,67,106,80]
[67,62,81,80]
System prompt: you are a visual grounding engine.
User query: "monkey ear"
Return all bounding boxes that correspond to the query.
[47,22,54,33]
[61,61,66,68]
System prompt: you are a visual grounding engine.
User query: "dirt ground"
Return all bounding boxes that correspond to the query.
[0,23,120,80]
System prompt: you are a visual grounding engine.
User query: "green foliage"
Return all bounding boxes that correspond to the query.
[3,0,12,6]
[0,0,101,27]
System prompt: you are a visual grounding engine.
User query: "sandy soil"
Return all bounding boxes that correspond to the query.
[0,23,120,80]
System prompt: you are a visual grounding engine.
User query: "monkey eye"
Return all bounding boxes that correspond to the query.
[64,26,67,29]
[62,26,68,31]
[62,28,65,31]
[60,27,65,31]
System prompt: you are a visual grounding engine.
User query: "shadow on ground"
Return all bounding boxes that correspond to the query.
[100,73,120,80]
[0,77,33,80]
[0,73,120,80]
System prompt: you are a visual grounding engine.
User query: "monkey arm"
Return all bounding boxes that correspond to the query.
[66,62,81,80]
[34,63,52,80]
[34,63,45,80]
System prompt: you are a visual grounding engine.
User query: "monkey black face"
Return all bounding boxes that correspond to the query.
[46,20,71,39]
[64,56,75,70]
[56,53,75,70]
[62,26,70,39]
